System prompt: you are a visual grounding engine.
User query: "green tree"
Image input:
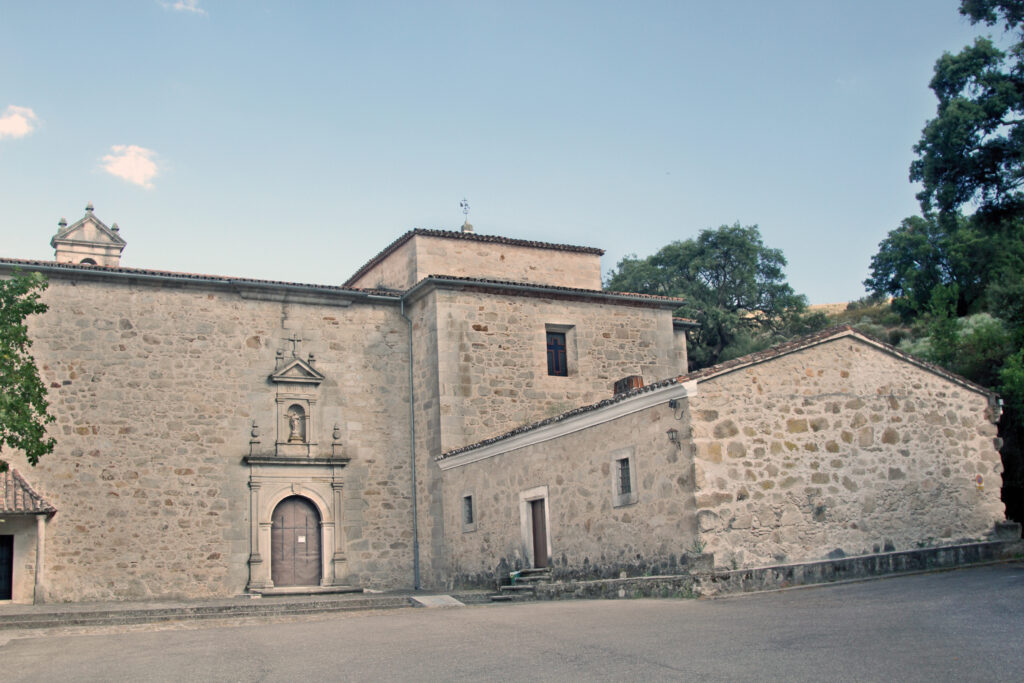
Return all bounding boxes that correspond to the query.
[864,213,995,318]
[606,223,821,369]
[911,0,1024,228]
[0,271,55,472]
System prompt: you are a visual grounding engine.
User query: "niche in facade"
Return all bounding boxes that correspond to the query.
[269,349,325,457]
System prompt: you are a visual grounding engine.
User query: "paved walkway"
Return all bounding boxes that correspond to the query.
[0,588,493,630]
[3,563,1023,682]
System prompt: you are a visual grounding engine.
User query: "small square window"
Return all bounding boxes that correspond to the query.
[546,332,568,376]
[462,494,477,532]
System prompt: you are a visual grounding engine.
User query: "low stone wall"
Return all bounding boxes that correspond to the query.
[695,538,1022,597]
[532,536,1023,601]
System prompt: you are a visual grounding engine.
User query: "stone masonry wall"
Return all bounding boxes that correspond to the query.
[348,238,417,290]
[688,337,1006,569]
[408,290,447,588]
[9,272,414,601]
[440,404,699,587]
[433,289,682,452]
[412,235,602,290]
[350,235,602,291]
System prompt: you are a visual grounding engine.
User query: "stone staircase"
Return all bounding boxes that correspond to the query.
[490,567,552,602]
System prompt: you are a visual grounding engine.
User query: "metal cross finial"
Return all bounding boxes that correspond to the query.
[460,198,470,220]
[287,334,303,357]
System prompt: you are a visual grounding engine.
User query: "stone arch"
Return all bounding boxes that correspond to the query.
[247,481,340,592]
[264,485,330,523]
[270,495,322,587]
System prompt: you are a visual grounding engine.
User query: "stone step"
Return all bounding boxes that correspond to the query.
[499,584,536,592]
[0,596,414,631]
[508,568,552,585]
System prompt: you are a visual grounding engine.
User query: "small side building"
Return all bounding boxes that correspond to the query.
[436,327,1007,584]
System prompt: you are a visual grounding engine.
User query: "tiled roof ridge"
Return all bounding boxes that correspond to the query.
[681,324,996,397]
[437,323,998,461]
[1,468,57,514]
[0,257,402,298]
[418,274,687,303]
[343,228,605,287]
[437,376,682,461]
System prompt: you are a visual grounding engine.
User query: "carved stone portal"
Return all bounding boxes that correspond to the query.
[245,342,350,592]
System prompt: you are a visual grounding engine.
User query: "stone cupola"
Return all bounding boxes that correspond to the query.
[50,202,127,266]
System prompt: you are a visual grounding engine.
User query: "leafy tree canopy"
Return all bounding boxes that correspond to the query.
[605,223,822,369]
[863,213,1005,318]
[911,0,1024,228]
[0,271,55,472]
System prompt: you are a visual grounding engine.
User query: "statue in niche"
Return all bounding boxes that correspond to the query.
[287,407,306,443]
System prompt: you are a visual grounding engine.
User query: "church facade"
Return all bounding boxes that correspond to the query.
[0,205,1009,603]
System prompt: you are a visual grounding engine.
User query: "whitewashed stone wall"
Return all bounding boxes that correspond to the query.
[350,234,603,291]
[10,274,415,601]
[689,337,1006,568]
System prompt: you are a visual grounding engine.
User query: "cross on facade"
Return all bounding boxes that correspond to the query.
[287,334,303,357]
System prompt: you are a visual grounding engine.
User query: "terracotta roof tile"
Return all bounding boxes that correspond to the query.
[0,469,56,515]
[343,228,605,287]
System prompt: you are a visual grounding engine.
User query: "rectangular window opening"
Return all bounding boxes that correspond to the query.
[463,495,474,525]
[546,331,568,376]
[611,448,638,507]
[617,458,632,496]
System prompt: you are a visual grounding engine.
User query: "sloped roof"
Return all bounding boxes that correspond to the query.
[436,325,997,462]
[406,274,686,307]
[0,257,402,299]
[436,376,687,463]
[343,228,605,287]
[0,468,56,515]
[680,325,996,398]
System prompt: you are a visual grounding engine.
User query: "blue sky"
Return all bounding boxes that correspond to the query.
[0,1,995,303]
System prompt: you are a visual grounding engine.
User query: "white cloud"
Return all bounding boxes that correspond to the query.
[162,0,206,15]
[101,145,160,189]
[0,105,39,139]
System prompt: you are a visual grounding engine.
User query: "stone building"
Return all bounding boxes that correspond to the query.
[0,205,1010,603]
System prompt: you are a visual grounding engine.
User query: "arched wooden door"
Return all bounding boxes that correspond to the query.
[271,496,322,587]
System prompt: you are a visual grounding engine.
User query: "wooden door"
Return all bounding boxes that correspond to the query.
[271,497,322,587]
[530,499,548,568]
[0,535,12,600]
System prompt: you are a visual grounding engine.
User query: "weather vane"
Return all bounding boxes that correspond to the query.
[460,198,470,221]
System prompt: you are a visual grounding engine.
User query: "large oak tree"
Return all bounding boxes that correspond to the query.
[606,223,818,370]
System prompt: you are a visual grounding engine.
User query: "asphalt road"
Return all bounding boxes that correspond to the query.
[3,563,1022,682]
